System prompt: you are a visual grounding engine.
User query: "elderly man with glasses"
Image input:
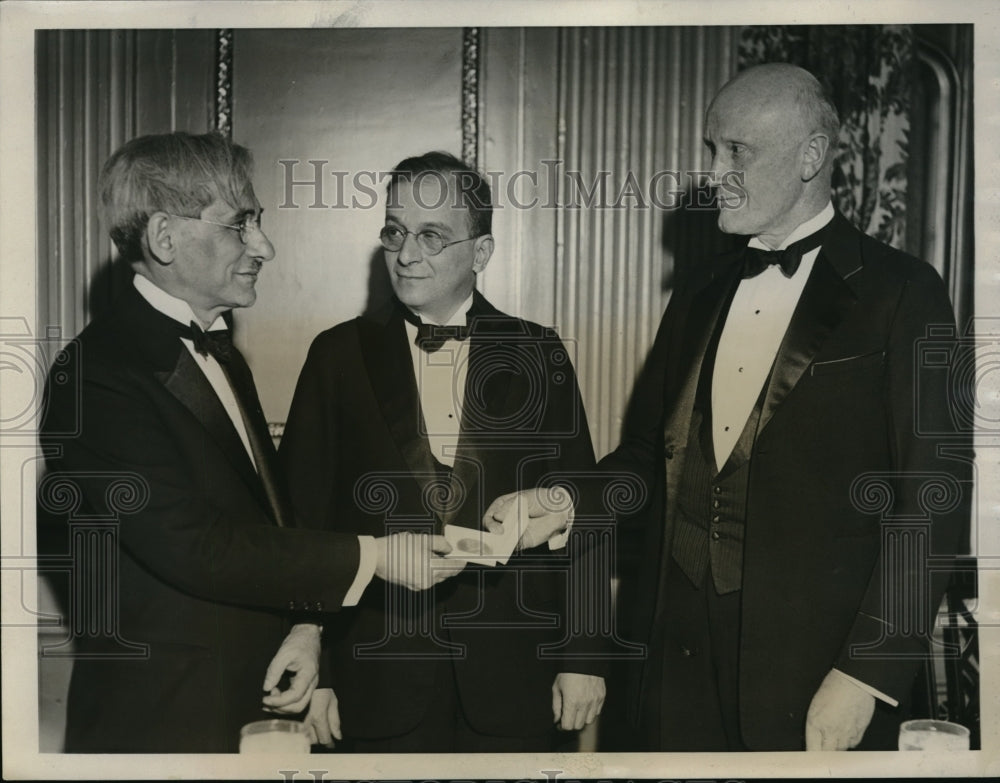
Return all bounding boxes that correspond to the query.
[272,151,608,752]
[39,133,464,753]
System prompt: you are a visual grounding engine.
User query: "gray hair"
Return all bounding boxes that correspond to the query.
[99,132,255,262]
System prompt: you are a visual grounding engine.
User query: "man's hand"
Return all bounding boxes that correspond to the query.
[374,532,465,591]
[261,623,321,713]
[805,669,876,750]
[483,487,574,551]
[303,687,342,748]
[551,672,606,731]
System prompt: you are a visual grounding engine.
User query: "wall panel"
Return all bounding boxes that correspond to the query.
[482,27,738,458]
[231,28,464,422]
[36,29,214,341]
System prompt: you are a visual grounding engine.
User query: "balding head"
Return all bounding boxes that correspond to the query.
[714,64,840,162]
[704,64,839,246]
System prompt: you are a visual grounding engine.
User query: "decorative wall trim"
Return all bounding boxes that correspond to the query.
[916,39,972,326]
[214,29,234,138]
[461,27,480,168]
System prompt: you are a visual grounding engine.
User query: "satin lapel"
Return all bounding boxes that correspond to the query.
[155,348,262,495]
[358,311,440,500]
[117,286,262,497]
[757,249,858,435]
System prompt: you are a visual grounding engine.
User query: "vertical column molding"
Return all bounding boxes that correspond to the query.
[479,27,739,457]
[915,37,973,327]
[214,29,234,138]
[461,27,481,169]
[551,27,739,457]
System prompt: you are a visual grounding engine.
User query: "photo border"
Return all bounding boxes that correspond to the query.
[2,1,997,779]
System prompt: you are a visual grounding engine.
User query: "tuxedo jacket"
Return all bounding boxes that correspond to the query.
[596,212,971,750]
[279,291,603,740]
[39,285,361,752]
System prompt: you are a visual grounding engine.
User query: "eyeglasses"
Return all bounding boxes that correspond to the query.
[379,225,480,256]
[169,211,264,244]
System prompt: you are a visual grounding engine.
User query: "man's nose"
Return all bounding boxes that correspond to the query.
[705,153,724,189]
[246,225,276,262]
[397,232,422,265]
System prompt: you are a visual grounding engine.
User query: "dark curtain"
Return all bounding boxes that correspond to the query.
[739,25,914,250]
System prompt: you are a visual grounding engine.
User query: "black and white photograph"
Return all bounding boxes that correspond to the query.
[1,1,996,779]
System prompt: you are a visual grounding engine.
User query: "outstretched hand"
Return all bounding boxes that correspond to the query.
[374,532,465,590]
[482,487,574,551]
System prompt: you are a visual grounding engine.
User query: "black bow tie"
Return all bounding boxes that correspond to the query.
[399,305,470,353]
[742,229,825,279]
[416,323,470,353]
[186,321,233,364]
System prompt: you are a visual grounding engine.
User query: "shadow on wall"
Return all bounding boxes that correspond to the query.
[659,185,742,293]
[362,246,394,317]
[87,255,134,325]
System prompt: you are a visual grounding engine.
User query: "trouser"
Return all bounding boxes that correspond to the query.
[641,564,746,751]
[640,565,910,751]
[342,657,559,753]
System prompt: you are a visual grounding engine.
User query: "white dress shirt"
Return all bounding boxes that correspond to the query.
[133,274,375,606]
[403,293,475,468]
[711,202,834,469]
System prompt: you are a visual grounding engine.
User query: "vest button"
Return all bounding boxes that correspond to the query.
[713,486,721,494]
[712,499,721,509]
[665,446,675,459]
[711,531,721,541]
[712,515,720,523]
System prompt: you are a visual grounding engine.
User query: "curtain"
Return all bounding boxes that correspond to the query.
[738,25,914,250]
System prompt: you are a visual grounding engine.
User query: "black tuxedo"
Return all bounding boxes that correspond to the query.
[40,285,361,752]
[279,291,604,746]
[597,213,970,750]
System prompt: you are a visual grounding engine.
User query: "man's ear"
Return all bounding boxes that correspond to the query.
[472,234,494,274]
[145,212,175,266]
[801,132,831,182]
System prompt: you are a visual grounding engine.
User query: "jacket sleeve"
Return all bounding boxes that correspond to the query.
[278,332,351,689]
[40,351,361,613]
[532,332,609,677]
[834,262,972,699]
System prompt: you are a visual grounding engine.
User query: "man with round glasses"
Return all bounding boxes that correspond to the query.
[275,151,608,751]
[39,132,463,752]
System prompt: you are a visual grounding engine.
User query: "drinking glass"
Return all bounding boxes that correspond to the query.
[239,719,311,753]
[898,719,970,751]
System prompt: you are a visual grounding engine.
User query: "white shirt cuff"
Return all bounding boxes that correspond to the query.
[343,535,377,607]
[547,502,575,551]
[831,667,899,707]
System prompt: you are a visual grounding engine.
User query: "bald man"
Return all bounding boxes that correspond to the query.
[488,63,969,751]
